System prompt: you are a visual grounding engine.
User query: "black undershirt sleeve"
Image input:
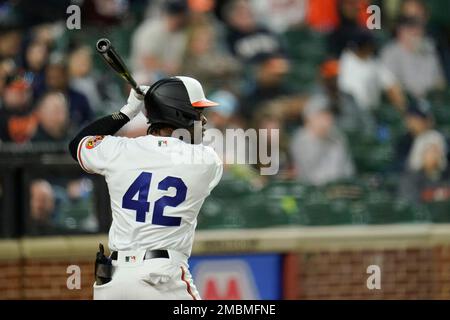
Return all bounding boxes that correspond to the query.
[68,112,130,161]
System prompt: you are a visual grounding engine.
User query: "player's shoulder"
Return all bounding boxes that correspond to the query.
[167,139,222,169]
[81,134,140,152]
[93,134,129,145]
[202,144,222,165]
[103,134,157,145]
[188,142,222,166]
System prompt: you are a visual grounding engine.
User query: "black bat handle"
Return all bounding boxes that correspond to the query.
[129,80,144,96]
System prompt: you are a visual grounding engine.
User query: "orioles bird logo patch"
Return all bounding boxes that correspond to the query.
[86,135,104,149]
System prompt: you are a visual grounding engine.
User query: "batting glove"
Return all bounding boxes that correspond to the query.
[120,85,150,119]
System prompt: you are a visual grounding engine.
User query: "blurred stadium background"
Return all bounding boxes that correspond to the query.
[1,0,450,300]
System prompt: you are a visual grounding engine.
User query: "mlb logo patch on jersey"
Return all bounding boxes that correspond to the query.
[125,256,137,263]
[86,136,104,149]
[158,140,168,147]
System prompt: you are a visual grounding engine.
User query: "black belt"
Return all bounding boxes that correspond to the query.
[110,249,169,261]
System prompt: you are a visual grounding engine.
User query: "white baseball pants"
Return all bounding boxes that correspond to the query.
[93,249,200,300]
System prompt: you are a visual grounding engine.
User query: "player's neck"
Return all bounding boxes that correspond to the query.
[148,127,175,137]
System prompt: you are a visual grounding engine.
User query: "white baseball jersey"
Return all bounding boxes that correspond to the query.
[77,134,223,257]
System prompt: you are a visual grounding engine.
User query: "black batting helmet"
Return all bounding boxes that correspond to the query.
[144,76,218,129]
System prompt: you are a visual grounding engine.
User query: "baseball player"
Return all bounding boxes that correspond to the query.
[68,76,223,300]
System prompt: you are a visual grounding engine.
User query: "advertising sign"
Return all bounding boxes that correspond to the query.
[189,254,282,300]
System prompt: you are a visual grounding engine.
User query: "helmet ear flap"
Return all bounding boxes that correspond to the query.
[144,79,165,117]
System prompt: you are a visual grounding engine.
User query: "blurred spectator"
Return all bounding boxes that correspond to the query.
[204,89,243,156]
[29,179,57,235]
[0,76,37,143]
[130,0,190,81]
[401,0,428,24]
[250,0,306,33]
[0,25,22,93]
[381,13,446,98]
[0,26,22,62]
[181,18,241,92]
[82,0,130,26]
[205,89,240,131]
[0,59,15,96]
[253,106,292,181]
[327,0,370,57]
[32,92,70,143]
[12,1,70,27]
[61,178,98,232]
[399,130,449,204]
[204,90,264,186]
[30,23,63,48]
[188,0,216,14]
[395,98,434,171]
[223,0,283,62]
[318,58,375,136]
[68,46,103,113]
[408,129,446,171]
[338,29,406,112]
[37,60,93,128]
[239,53,292,122]
[29,176,98,235]
[290,95,354,185]
[308,0,369,34]
[22,40,49,93]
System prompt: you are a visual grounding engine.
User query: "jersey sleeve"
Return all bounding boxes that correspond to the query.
[206,147,223,193]
[76,135,123,175]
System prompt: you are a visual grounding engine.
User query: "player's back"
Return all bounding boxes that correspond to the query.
[77,134,222,256]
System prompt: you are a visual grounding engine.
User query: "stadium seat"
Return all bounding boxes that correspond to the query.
[322,179,366,201]
[365,198,424,225]
[287,61,318,91]
[210,178,255,199]
[240,194,293,228]
[374,103,403,124]
[351,143,394,173]
[262,180,310,200]
[300,199,362,226]
[424,201,450,223]
[432,104,450,126]
[198,197,247,230]
[283,27,327,62]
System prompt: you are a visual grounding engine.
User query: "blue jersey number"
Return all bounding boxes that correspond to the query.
[122,172,187,226]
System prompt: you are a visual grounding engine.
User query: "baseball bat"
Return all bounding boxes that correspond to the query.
[95,38,143,95]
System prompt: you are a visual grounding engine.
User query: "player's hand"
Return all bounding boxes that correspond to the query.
[120,85,150,119]
[133,85,150,101]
